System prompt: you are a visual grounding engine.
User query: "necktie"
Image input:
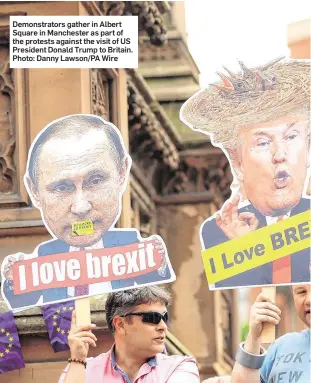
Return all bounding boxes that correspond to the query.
[74,248,89,297]
[272,216,291,284]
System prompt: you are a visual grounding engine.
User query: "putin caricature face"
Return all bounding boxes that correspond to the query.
[26,115,129,247]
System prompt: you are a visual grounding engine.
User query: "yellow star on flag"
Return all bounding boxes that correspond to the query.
[0,353,3,358]
[56,309,60,314]
[53,321,57,326]
[8,344,12,348]
[67,330,70,334]
[9,337,13,342]
[57,327,61,332]
[5,349,9,354]
[53,315,58,319]
[62,307,67,311]
[61,330,65,335]
[69,307,74,311]
[6,332,10,337]
[0,328,5,333]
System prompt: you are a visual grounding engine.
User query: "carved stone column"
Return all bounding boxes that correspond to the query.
[91,69,110,120]
[0,47,15,195]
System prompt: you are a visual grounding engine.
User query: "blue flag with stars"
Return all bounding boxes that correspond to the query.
[41,300,75,353]
[0,311,25,373]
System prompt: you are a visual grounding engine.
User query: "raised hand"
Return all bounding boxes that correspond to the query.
[2,253,25,281]
[216,194,259,239]
[248,293,281,342]
[67,311,97,360]
[150,235,167,276]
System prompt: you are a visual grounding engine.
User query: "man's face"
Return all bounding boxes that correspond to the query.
[235,117,310,216]
[292,284,310,328]
[29,129,127,247]
[119,301,168,358]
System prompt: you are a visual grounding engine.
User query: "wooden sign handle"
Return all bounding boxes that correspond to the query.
[75,297,91,327]
[261,287,276,344]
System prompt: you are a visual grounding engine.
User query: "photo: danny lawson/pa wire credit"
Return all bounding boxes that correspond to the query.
[0,1,310,383]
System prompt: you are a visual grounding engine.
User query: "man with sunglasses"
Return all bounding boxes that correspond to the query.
[59,286,200,382]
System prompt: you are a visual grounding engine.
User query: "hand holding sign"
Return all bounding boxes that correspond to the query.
[216,194,259,240]
[68,310,97,360]
[261,287,277,343]
[246,292,281,351]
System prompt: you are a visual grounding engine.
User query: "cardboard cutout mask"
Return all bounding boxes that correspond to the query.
[1,114,175,311]
[180,57,310,290]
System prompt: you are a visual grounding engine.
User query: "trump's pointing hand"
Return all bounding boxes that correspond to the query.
[3,253,25,281]
[216,194,259,240]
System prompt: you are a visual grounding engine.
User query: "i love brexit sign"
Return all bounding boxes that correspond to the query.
[12,240,162,294]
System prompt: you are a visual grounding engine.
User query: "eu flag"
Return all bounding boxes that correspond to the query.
[41,300,75,353]
[0,311,25,374]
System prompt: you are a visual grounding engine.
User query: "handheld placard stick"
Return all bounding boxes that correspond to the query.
[261,286,276,343]
[75,297,91,327]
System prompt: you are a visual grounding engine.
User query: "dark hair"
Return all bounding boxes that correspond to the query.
[105,286,171,332]
[27,114,126,188]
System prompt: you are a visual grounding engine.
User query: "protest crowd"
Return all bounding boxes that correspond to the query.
[0,1,310,383]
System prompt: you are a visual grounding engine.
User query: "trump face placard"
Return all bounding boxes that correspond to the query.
[1,114,175,311]
[180,57,310,290]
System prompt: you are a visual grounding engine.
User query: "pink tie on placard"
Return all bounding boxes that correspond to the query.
[74,284,89,297]
[74,248,89,297]
[272,216,291,284]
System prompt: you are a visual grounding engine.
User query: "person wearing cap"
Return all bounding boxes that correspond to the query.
[232,284,310,383]
[59,286,200,383]
[180,58,310,288]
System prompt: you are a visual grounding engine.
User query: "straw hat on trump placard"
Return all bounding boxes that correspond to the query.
[180,57,310,149]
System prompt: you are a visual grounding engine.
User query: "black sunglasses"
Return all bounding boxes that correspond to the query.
[121,311,169,325]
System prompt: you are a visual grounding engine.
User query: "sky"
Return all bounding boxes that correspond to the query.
[184,0,310,86]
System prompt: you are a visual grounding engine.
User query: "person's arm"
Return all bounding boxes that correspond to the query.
[231,293,281,383]
[60,363,86,383]
[59,311,97,383]
[166,359,200,383]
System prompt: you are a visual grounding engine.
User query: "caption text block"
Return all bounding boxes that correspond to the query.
[10,16,138,68]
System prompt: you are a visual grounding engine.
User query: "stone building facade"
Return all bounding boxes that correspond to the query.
[0,2,238,381]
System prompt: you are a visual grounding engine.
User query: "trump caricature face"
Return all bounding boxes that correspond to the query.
[233,116,310,216]
[26,121,129,247]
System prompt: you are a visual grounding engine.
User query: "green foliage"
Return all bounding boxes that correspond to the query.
[241,323,249,342]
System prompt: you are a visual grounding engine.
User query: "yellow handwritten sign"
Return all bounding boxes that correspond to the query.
[72,220,94,236]
[202,211,311,284]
